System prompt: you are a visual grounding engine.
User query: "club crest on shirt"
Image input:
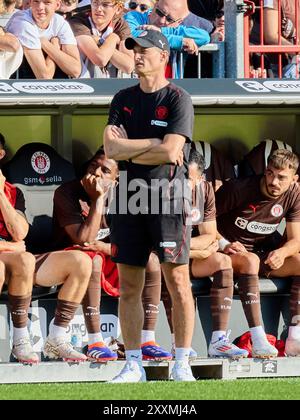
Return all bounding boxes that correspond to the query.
[191,208,201,224]
[155,106,169,120]
[271,204,284,217]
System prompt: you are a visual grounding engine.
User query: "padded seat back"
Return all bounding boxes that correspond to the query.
[3,142,76,253]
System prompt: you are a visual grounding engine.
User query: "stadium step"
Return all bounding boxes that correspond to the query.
[0,358,300,384]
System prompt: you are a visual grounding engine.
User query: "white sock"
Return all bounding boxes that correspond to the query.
[211,331,226,343]
[250,326,268,345]
[141,330,155,344]
[88,332,104,346]
[175,347,190,363]
[49,324,68,339]
[125,349,142,363]
[13,327,29,342]
[288,326,300,340]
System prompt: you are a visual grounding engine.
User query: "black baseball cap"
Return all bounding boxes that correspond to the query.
[125,30,170,54]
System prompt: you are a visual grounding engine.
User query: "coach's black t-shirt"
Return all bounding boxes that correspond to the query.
[107,82,194,185]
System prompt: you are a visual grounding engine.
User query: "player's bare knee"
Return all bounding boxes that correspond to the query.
[239,253,260,274]
[213,253,232,271]
[166,272,191,302]
[71,252,93,282]
[120,280,143,301]
[14,252,36,277]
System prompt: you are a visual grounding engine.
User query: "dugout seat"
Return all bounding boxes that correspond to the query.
[1,142,76,299]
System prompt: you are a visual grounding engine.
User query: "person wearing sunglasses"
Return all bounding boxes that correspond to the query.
[124,0,213,78]
[127,0,155,14]
[69,0,134,77]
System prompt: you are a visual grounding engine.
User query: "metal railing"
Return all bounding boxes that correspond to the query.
[243,0,300,78]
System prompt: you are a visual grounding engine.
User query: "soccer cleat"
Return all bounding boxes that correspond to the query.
[87,342,118,362]
[171,344,198,360]
[170,360,196,382]
[43,336,87,362]
[284,337,300,357]
[252,341,278,359]
[12,337,39,364]
[141,341,173,361]
[208,332,249,360]
[110,361,146,383]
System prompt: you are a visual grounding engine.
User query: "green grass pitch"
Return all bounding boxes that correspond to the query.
[1,378,300,400]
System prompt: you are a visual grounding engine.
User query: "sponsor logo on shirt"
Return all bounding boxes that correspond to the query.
[235,217,248,230]
[151,120,168,127]
[249,204,260,213]
[246,221,279,234]
[234,217,279,235]
[123,106,133,116]
[271,204,284,217]
[31,151,50,174]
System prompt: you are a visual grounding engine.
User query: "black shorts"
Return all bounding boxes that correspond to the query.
[255,249,274,278]
[110,212,191,267]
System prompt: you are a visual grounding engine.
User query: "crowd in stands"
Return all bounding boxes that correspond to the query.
[1,0,298,79]
[0,0,217,79]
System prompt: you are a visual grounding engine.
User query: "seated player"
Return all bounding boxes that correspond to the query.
[35,250,93,362]
[0,136,94,363]
[163,148,248,359]
[0,165,38,364]
[217,149,300,357]
[52,148,172,362]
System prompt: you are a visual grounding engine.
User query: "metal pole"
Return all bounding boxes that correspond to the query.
[225,0,245,78]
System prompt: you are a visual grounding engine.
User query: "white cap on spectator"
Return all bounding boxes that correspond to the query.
[0,45,23,79]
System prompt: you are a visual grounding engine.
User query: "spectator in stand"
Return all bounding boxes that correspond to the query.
[187,0,224,41]
[57,0,78,19]
[0,0,18,26]
[0,25,23,78]
[21,0,30,8]
[6,0,81,79]
[263,0,300,78]
[124,0,211,78]
[69,0,134,78]
[126,0,155,14]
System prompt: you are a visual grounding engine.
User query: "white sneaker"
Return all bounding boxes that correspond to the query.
[110,361,146,383]
[43,336,87,362]
[170,361,196,382]
[252,341,278,359]
[208,332,249,360]
[285,337,300,356]
[12,337,39,364]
